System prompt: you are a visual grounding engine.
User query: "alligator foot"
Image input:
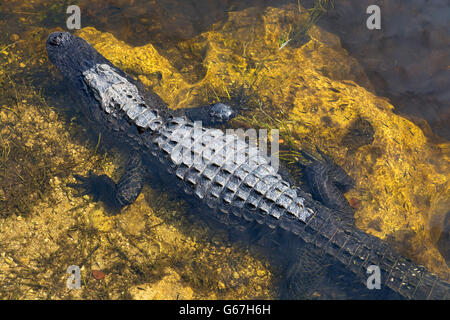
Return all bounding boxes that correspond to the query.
[280,243,330,299]
[68,155,146,213]
[296,147,355,216]
[175,103,237,126]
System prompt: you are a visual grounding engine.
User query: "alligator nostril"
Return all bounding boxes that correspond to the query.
[48,33,62,46]
[48,32,70,46]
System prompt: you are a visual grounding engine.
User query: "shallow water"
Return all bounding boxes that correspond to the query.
[0,0,448,300]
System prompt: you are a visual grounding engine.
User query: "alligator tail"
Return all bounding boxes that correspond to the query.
[283,207,450,299]
[152,116,449,300]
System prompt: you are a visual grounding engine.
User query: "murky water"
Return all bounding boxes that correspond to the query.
[0,0,448,300]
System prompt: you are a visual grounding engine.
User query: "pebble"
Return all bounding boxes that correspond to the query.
[10,34,19,42]
[92,270,106,280]
[349,198,361,209]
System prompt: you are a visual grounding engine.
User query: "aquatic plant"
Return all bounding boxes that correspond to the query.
[37,0,80,27]
[280,0,335,48]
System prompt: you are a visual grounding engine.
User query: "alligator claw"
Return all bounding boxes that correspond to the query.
[72,173,89,183]
[67,171,119,210]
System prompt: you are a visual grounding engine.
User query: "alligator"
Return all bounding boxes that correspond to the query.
[46,31,449,300]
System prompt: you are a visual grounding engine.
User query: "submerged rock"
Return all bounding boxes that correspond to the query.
[310,0,450,140]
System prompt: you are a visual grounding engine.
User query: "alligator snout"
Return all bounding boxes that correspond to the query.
[47,32,72,46]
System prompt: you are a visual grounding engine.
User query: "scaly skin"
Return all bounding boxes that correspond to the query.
[46,32,449,300]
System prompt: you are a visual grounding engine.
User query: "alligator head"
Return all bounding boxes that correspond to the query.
[46,32,146,122]
[47,32,114,85]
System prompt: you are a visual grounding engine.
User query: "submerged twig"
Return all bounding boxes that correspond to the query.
[0,41,19,53]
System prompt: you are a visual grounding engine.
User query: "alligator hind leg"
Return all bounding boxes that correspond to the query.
[296,147,354,216]
[174,103,237,126]
[68,154,145,213]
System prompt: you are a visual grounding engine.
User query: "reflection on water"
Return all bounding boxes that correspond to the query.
[0,0,448,300]
[307,0,450,140]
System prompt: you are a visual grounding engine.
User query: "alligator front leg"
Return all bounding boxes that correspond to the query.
[174,102,237,126]
[68,154,145,213]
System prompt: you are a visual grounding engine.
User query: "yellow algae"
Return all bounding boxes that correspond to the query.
[0,32,273,298]
[129,268,194,300]
[0,98,274,299]
[88,209,114,233]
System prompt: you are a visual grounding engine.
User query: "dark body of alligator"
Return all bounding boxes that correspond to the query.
[46,32,449,300]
